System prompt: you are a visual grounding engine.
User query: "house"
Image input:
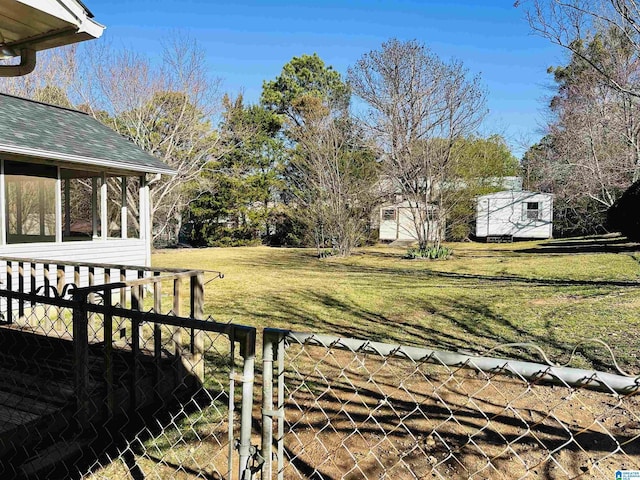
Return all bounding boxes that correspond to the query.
[0,92,175,267]
[379,200,441,243]
[0,4,225,478]
[475,190,553,240]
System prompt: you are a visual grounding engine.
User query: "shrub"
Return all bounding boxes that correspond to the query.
[607,180,640,241]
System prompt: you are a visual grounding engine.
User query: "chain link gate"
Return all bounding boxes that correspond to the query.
[260,328,640,480]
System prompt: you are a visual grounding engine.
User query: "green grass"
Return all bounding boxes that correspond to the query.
[153,235,640,372]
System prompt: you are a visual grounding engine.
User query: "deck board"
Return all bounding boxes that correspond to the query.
[0,324,181,478]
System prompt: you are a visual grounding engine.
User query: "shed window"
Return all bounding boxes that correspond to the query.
[382,209,396,221]
[522,201,541,221]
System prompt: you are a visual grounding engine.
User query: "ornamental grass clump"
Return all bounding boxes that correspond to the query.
[405,245,453,260]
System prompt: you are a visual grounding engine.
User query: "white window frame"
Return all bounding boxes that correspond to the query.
[522,201,541,221]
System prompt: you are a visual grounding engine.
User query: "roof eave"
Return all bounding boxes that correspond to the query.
[0,143,177,176]
[7,0,105,52]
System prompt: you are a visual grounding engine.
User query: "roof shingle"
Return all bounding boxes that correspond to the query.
[0,93,175,175]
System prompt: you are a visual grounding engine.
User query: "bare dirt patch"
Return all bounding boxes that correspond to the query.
[275,347,640,479]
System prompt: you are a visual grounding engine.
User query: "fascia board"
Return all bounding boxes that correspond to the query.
[15,0,104,41]
[0,142,177,176]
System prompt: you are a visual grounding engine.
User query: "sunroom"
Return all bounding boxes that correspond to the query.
[0,92,175,267]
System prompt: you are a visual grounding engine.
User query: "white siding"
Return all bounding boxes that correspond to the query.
[476,191,553,239]
[0,238,147,266]
[379,218,398,241]
[0,239,147,295]
[379,203,440,242]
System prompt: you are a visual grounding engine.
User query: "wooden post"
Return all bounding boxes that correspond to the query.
[55,167,62,243]
[5,261,12,324]
[29,262,36,328]
[130,315,140,417]
[190,273,205,382]
[131,271,140,311]
[64,177,71,238]
[153,272,162,402]
[140,175,151,267]
[136,270,145,347]
[17,261,24,322]
[0,159,6,245]
[172,277,183,387]
[88,266,95,308]
[130,281,141,413]
[91,177,98,238]
[120,268,127,309]
[101,173,107,240]
[121,176,128,239]
[172,277,182,355]
[56,264,64,332]
[72,289,89,428]
[30,262,36,308]
[43,263,50,326]
[104,268,111,343]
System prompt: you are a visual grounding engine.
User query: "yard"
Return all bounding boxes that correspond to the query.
[85,234,640,479]
[154,234,640,373]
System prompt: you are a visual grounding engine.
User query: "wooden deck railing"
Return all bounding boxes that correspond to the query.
[0,256,229,428]
[0,255,221,322]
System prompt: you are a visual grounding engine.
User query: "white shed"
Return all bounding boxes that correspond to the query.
[379,201,441,243]
[476,191,553,240]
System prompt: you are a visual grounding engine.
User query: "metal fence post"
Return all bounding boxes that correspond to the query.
[276,331,285,480]
[261,328,286,480]
[237,326,256,480]
[261,330,275,479]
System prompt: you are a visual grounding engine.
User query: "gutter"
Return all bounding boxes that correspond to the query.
[0,142,177,176]
[0,48,36,77]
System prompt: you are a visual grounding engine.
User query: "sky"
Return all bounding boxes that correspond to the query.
[86,0,566,157]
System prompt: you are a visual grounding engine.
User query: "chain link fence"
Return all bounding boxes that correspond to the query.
[0,258,257,480]
[0,256,639,479]
[261,330,640,480]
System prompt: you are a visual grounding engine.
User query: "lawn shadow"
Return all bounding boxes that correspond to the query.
[517,235,640,255]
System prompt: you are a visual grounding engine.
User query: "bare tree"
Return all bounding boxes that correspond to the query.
[521,4,640,232]
[522,0,640,97]
[72,36,223,245]
[348,39,487,249]
[0,36,225,246]
[288,96,379,256]
[0,46,77,102]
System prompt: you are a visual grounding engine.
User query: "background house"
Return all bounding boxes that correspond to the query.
[475,190,553,240]
[378,176,527,243]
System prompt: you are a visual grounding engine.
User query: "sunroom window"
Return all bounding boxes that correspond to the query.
[5,162,56,244]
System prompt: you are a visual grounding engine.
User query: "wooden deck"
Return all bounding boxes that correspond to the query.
[0,326,188,479]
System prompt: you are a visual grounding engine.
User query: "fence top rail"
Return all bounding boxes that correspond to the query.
[0,255,222,279]
[0,287,254,339]
[264,328,640,396]
[71,271,206,295]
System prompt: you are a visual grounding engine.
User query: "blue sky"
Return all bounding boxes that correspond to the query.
[87,0,566,157]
